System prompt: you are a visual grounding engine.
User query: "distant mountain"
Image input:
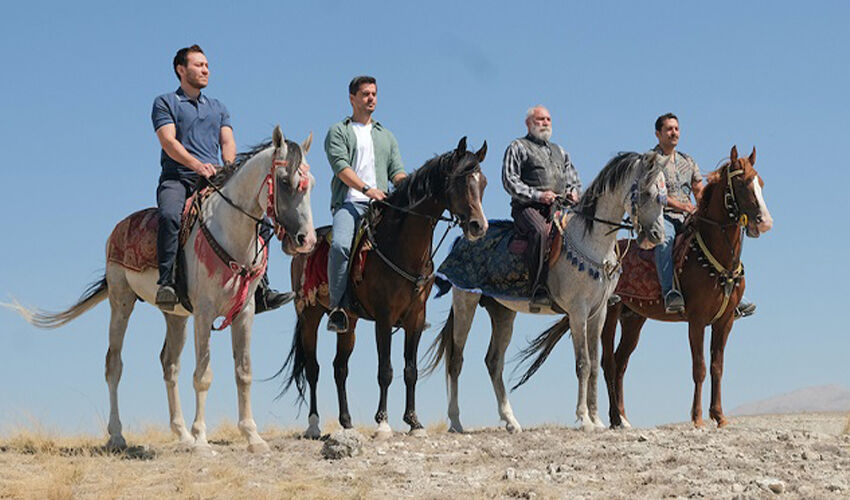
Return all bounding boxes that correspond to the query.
[731,385,850,415]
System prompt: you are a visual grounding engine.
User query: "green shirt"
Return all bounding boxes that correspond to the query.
[324,116,405,211]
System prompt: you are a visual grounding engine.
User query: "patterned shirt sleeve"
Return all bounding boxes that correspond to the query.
[560,146,582,195]
[502,140,541,203]
[688,156,702,184]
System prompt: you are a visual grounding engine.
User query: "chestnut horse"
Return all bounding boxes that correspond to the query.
[279,137,488,438]
[602,146,773,428]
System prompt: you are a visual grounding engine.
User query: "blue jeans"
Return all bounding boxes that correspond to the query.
[328,201,369,309]
[654,214,682,297]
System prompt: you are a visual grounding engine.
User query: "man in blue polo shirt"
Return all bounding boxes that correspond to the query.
[152,44,291,312]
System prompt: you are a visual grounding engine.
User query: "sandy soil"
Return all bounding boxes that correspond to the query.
[1,413,847,499]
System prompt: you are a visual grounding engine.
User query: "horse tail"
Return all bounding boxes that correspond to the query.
[510,315,571,391]
[272,315,307,406]
[4,276,108,329]
[421,308,454,377]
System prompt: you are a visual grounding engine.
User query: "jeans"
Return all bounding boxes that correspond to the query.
[654,214,682,297]
[328,201,369,309]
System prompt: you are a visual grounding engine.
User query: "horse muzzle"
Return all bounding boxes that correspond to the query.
[463,218,488,241]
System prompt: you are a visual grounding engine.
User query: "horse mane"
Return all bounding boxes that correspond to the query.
[695,158,754,215]
[384,150,479,210]
[204,138,299,189]
[575,151,660,233]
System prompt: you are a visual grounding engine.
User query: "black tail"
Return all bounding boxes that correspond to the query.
[420,308,454,378]
[271,315,307,406]
[510,315,571,391]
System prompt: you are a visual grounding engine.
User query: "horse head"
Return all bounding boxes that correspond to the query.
[444,136,489,241]
[269,125,317,255]
[725,146,773,238]
[629,151,668,249]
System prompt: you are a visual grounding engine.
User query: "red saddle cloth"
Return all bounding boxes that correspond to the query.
[106,195,202,272]
[298,227,369,312]
[614,231,693,302]
[107,208,159,272]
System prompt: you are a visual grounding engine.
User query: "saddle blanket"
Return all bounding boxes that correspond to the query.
[107,208,159,272]
[614,231,693,302]
[435,220,533,301]
[297,226,369,312]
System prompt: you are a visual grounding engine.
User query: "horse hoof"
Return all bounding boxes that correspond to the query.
[409,427,427,438]
[693,418,706,429]
[506,422,522,434]
[374,422,393,440]
[716,417,729,428]
[192,443,216,456]
[247,440,270,454]
[105,435,127,452]
[448,424,464,434]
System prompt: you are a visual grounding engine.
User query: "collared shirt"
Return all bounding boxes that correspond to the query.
[502,134,581,205]
[324,116,405,211]
[152,87,232,178]
[651,145,702,220]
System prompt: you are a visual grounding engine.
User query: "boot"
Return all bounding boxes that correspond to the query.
[254,273,294,314]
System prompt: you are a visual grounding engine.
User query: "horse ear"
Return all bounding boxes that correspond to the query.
[475,141,488,162]
[456,136,468,153]
[302,132,313,154]
[748,146,756,166]
[729,145,738,165]
[273,125,284,148]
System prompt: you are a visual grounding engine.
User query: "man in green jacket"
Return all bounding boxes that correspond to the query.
[324,75,406,332]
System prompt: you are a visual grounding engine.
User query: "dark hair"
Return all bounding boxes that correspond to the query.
[655,112,678,132]
[173,45,205,80]
[348,75,377,95]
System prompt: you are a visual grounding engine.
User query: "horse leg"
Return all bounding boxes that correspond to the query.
[601,302,622,428]
[482,301,521,433]
[230,309,269,453]
[586,310,606,429]
[160,312,192,445]
[688,320,707,428]
[190,309,215,453]
[447,289,479,433]
[613,310,646,429]
[402,310,426,436]
[300,305,323,439]
[334,318,357,430]
[104,269,136,451]
[569,312,594,431]
[374,317,394,439]
[709,315,734,427]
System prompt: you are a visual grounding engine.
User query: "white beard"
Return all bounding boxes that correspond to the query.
[529,125,552,142]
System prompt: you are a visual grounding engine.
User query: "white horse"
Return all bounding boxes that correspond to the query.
[424,151,666,432]
[6,125,316,453]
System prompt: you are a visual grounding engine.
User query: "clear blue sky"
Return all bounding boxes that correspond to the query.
[1,1,847,435]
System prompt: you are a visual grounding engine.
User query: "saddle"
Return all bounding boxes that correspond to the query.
[613,224,696,303]
[296,221,373,315]
[505,210,570,269]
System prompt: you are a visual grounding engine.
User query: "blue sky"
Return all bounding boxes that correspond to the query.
[1,1,847,435]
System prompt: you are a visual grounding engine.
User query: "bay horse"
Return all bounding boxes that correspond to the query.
[279,137,488,438]
[601,146,773,428]
[425,151,667,432]
[6,126,316,453]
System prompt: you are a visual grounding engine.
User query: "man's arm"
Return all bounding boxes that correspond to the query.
[502,141,542,204]
[324,125,385,201]
[220,126,236,165]
[155,124,216,178]
[562,149,582,204]
[335,167,386,201]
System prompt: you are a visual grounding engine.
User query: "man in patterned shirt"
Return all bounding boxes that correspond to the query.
[502,105,581,308]
[652,112,755,317]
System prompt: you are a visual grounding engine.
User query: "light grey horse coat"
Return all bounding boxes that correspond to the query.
[6,126,316,453]
[425,151,667,432]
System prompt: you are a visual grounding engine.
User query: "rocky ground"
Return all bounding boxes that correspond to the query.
[1,413,848,499]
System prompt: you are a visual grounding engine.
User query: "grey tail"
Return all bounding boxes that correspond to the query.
[5,277,108,329]
[511,315,571,391]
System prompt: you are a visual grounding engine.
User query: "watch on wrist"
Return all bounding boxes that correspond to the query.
[361,184,371,194]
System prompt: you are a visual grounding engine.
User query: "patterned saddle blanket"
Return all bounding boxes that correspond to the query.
[614,230,694,302]
[106,191,206,273]
[296,225,370,312]
[436,220,536,300]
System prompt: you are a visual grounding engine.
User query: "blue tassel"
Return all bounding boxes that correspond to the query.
[578,263,585,272]
[572,257,579,266]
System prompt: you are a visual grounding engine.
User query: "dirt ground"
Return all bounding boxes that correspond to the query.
[1,413,848,499]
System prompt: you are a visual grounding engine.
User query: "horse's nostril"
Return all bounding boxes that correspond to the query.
[469,220,482,233]
[650,229,661,241]
[296,233,306,246]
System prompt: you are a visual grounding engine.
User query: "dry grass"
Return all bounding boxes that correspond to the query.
[844,413,850,434]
